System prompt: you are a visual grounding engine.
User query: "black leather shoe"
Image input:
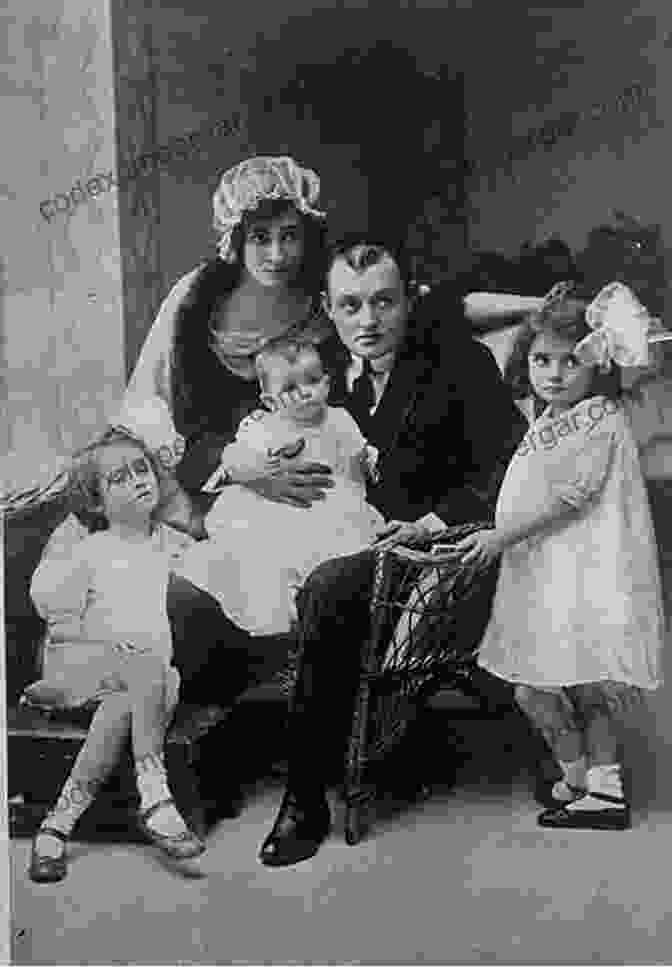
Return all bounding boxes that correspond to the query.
[538,791,631,830]
[259,790,331,867]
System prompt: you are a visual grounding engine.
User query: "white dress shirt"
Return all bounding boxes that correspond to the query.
[346,352,395,413]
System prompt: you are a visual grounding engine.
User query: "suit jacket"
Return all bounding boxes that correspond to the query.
[325,295,528,526]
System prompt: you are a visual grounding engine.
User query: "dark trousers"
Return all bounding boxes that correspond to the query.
[166,575,291,706]
[286,548,504,797]
[287,550,377,794]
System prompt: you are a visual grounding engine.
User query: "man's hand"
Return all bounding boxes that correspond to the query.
[241,450,334,508]
[451,528,504,570]
[371,519,432,552]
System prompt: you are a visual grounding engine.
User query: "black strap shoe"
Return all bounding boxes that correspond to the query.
[259,790,331,868]
[538,791,631,830]
[29,826,69,884]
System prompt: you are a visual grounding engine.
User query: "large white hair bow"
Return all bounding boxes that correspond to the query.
[574,281,671,371]
[464,282,672,371]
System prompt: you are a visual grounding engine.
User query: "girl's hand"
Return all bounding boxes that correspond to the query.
[452,529,505,569]
[372,519,431,552]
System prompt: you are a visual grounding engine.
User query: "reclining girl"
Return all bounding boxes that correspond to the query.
[27,426,205,883]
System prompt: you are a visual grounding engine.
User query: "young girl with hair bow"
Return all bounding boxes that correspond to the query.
[454,281,670,829]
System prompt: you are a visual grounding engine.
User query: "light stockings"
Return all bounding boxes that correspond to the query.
[563,688,625,811]
[36,693,132,857]
[127,653,188,837]
[37,654,188,857]
[514,683,626,810]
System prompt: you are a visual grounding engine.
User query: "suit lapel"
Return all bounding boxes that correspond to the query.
[368,355,424,449]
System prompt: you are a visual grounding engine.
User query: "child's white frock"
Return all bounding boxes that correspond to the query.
[478,396,664,690]
[30,525,190,709]
[181,406,385,635]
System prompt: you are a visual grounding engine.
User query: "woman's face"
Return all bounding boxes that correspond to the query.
[243,210,305,288]
[528,331,595,412]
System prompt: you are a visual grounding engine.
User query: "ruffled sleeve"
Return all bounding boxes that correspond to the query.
[30,537,92,642]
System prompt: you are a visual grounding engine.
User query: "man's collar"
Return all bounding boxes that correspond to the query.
[349,351,397,377]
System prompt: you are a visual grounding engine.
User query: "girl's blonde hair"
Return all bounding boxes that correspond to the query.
[67,426,162,530]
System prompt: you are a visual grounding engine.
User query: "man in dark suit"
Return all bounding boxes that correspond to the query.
[259,235,529,867]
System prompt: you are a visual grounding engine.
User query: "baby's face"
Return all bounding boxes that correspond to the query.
[265,351,330,423]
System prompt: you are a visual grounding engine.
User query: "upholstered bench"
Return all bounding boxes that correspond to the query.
[4,495,296,842]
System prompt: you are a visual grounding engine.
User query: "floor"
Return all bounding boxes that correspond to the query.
[10,748,672,966]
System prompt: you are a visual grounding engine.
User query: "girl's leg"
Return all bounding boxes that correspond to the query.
[123,653,195,839]
[34,693,132,858]
[514,685,586,800]
[563,682,627,812]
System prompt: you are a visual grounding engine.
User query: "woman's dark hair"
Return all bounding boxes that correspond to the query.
[504,295,623,402]
[171,199,328,435]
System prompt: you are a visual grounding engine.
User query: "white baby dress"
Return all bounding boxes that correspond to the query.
[181,406,385,635]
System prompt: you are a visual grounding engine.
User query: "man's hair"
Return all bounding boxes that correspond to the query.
[324,233,412,295]
[255,339,323,393]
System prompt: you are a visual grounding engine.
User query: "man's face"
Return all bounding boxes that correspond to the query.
[325,255,408,360]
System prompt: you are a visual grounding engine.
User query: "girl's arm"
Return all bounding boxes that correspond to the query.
[495,496,580,551]
[464,292,545,328]
[455,428,617,567]
[30,541,92,643]
[452,497,580,568]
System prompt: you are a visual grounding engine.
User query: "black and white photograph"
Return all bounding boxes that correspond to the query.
[3,2,672,964]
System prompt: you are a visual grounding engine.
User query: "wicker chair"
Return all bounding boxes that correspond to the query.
[343,521,506,845]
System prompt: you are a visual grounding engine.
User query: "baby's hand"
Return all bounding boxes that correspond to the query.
[268,438,306,461]
[114,640,146,655]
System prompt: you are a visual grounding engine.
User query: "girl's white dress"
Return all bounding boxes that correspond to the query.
[30,525,191,709]
[181,406,385,635]
[478,395,665,690]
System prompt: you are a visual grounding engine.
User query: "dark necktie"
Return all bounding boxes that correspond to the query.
[349,357,375,423]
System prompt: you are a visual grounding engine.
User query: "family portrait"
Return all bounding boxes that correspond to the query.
[4,2,672,964]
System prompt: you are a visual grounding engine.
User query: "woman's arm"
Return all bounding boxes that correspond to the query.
[122,268,201,428]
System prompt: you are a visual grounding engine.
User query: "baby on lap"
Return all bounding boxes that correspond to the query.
[182,339,385,634]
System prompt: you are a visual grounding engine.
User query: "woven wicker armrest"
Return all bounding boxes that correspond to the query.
[381,520,495,567]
